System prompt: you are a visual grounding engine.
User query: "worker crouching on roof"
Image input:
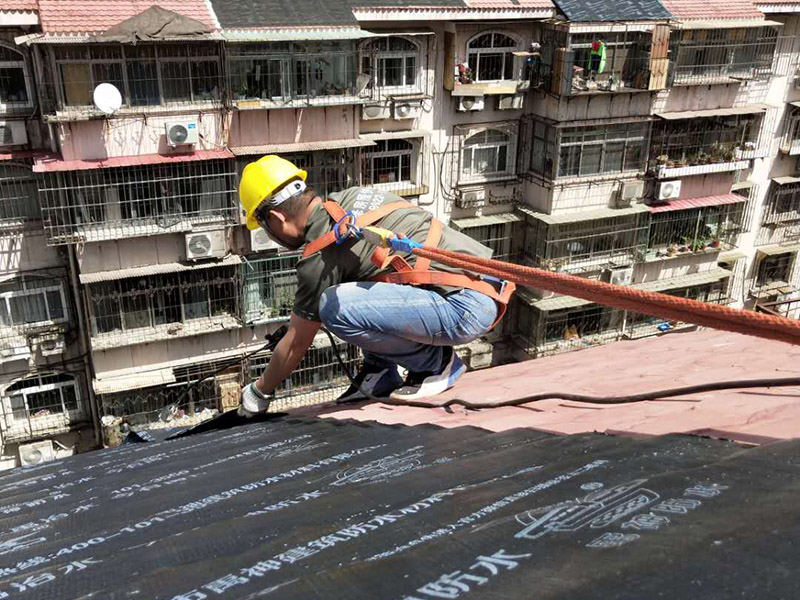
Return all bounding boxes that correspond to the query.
[237,155,514,415]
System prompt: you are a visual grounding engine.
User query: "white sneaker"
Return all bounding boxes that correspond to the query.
[389,348,465,401]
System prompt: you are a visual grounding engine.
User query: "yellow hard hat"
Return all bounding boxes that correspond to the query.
[239,155,308,231]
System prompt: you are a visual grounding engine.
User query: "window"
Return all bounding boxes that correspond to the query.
[243,254,299,324]
[364,139,414,185]
[0,277,67,328]
[7,373,81,422]
[0,45,31,109]
[467,32,517,82]
[54,44,221,108]
[559,122,647,177]
[757,253,795,286]
[361,37,418,89]
[88,268,237,336]
[0,163,40,224]
[461,128,514,180]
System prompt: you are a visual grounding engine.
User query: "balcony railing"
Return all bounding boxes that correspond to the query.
[645,203,745,261]
[242,254,299,325]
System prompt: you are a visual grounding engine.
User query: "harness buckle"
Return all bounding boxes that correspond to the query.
[333,211,359,245]
[481,275,508,296]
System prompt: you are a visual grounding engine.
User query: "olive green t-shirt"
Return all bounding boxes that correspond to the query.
[293,187,493,322]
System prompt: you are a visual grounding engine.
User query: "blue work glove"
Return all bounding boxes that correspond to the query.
[238,382,274,417]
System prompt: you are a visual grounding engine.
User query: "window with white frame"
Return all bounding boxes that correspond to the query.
[6,373,80,422]
[0,277,67,328]
[361,37,419,89]
[461,128,515,181]
[0,45,32,110]
[364,139,415,185]
[54,44,221,108]
[467,32,518,82]
[559,121,648,178]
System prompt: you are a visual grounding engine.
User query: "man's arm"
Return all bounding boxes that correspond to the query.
[255,312,321,395]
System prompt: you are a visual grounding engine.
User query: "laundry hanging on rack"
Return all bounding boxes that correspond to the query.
[589,40,607,74]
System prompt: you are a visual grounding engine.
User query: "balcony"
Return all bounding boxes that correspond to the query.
[780,103,800,156]
[645,195,747,262]
[450,212,524,263]
[650,107,766,178]
[517,205,650,274]
[750,245,800,300]
[242,254,299,325]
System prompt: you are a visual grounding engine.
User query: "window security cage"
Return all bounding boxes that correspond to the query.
[646,204,746,261]
[650,114,764,171]
[39,158,238,245]
[0,44,35,116]
[465,32,520,83]
[226,41,359,108]
[39,43,223,117]
[0,162,41,230]
[85,265,240,350]
[668,27,779,87]
[0,272,71,362]
[454,123,519,186]
[519,209,649,273]
[780,105,800,156]
[450,213,523,263]
[520,117,650,182]
[0,371,89,443]
[359,36,429,100]
[752,251,799,299]
[758,181,800,246]
[756,294,800,321]
[360,137,428,197]
[242,254,299,325]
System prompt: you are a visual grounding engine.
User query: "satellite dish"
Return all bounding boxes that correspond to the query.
[93,83,122,115]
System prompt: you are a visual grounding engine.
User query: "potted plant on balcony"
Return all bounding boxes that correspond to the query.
[697,151,710,165]
[710,237,721,249]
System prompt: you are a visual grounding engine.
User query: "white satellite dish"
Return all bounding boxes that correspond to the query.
[93,83,122,115]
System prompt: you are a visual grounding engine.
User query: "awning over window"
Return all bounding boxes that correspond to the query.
[93,368,177,395]
[451,212,523,230]
[530,294,595,312]
[80,255,242,285]
[33,149,234,173]
[222,27,375,42]
[452,82,522,97]
[655,104,772,120]
[757,243,800,257]
[360,130,429,141]
[675,19,783,30]
[718,250,747,262]
[773,175,800,185]
[649,193,746,213]
[632,268,732,293]
[229,138,375,156]
[518,204,650,224]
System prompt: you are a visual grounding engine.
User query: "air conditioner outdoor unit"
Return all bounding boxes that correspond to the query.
[496,94,524,111]
[165,120,199,147]
[19,440,55,467]
[250,228,281,253]
[658,180,682,201]
[602,266,634,287]
[362,103,391,120]
[392,101,422,120]
[185,229,226,260]
[457,189,486,208]
[457,96,484,112]
[0,121,28,147]
[619,180,645,202]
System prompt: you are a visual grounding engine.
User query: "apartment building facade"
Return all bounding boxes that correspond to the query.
[0,0,798,468]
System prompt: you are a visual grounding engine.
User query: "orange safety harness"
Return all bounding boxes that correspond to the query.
[301,200,516,329]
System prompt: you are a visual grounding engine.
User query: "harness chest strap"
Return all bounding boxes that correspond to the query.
[303,200,516,328]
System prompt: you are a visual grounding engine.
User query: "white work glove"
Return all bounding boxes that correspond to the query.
[238,382,274,417]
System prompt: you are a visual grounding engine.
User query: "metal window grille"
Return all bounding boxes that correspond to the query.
[39,158,237,245]
[668,27,779,86]
[466,32,518,82]
[227,41,359,107]
[512,296,622,357]
[559,122,648,178]
[756,294,800,320]
[0,44,34,115]
[625,281,731,339]
[780,107,800,156]
[360,37,422,97]
[762,181,800,233]
[521,212,649,273]
[360,137,428,197]
[756,252,796,288]
[650,115,763,169]
[456,123,519,185]
[247,337,363,411]
[242,254,299,324]
[86,265,240,350]
[0,371,89,443]
[0,272,70,360]
[450,215,523,263]
[0,162,40,229]
[566,31,655,95]
[43,43,222,116]
[646,204,746,260]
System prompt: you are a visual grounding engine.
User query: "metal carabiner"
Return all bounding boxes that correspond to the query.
[333,211,358,245]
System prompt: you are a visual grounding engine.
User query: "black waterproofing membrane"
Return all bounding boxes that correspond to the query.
[1,416,799,599]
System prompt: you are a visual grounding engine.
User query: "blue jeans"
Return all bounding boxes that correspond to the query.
[318,282,497,373]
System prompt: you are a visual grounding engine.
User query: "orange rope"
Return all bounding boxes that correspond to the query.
[412,246,800,347]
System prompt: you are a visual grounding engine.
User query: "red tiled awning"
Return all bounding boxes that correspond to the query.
[649,193,746,213]
[32,149,234,173]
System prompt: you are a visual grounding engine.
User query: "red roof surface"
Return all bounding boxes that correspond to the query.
[658,0,764,20]
[649,193,746,213]
[308,329,800,445]
[1,0,39,11]
[32,149,233,172]
[37,0,217,34]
